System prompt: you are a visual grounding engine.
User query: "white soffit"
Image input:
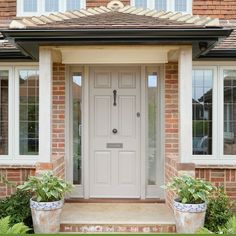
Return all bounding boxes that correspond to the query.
[59,46,179,64]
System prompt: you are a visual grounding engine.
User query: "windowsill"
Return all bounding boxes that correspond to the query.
[0,164,36,169]
[192,158,236,167]
[0,158,38,166]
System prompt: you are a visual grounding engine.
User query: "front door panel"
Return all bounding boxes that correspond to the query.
[90,66,141,198]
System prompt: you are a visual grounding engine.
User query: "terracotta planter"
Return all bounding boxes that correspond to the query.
[173,199,207,233]
[30,198,64,233]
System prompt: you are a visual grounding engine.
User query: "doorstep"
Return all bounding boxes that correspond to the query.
[60,203,176,233]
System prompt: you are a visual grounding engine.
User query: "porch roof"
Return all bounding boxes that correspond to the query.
[0,1,233,61]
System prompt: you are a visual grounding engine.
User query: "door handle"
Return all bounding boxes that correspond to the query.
[113,90,117,106]
[112,129,118,134]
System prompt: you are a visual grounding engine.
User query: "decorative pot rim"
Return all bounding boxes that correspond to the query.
[173,198,207,213]
[30,198,64,211]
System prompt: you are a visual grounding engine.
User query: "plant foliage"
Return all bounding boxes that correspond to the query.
[218,215,236,234]
[204,187,233,233]
[166,175,215,204]
[0,216,30,234]
[0,189,32,229]
[18,171,73,202]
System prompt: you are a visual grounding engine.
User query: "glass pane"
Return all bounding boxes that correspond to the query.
[135,0,147,8]
[45,0,59,12]
[67,0,80,11]
[192,69,213,155]
[148,73,158,185]
[19,70,39,155]
[224,70,236,155]
[0,71,9,155]
[23,0,37,12]
[72,73,82,185]
[155,0,167,11]
[175,0,187,11]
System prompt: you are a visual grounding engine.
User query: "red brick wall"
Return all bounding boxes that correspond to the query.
[0,0,16,20]
[0,166,35,198]
[196,167,236,201]
[193,0,236,19]
[52,63,66,178]
[164,62,179,206]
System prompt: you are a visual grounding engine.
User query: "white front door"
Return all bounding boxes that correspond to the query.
[89,66,141,198]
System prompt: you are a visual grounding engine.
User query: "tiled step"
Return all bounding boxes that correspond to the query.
[60,203,176,233]
[60,223,176,233]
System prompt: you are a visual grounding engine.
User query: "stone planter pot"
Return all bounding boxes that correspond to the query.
[173,199,207,233]
[30,198,64,233]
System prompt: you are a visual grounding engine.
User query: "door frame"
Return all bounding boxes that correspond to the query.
[66,64,164,199]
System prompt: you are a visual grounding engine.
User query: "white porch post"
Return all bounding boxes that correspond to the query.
[178,46,192,163]
[39,47,53,163]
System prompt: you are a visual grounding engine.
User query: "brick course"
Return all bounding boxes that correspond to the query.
[0,0,16,20]
[193,0,236,19]
[164,62,179,206]
[86,0,129,8]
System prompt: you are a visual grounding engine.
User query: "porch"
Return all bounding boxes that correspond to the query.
[60,203,175,233]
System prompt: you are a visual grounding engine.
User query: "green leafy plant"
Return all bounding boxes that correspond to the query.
[0,216,30,234]
[0,189,32,229]
[166,175,215,204]
[17,171,73,202]
[198,216,236,234]
[204,187,233,233]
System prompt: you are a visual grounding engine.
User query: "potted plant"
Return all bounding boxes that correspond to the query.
[166,175,215,233]
[17,172,72,234]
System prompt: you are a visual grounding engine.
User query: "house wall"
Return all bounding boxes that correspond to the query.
[0,0,16,21]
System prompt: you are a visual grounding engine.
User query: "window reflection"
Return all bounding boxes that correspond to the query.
[224,70,236,155]
[192,70,213,155]
[72,73,82,185]
[19,70,39,155]
[0,71,8,155]
[148,73,158,185]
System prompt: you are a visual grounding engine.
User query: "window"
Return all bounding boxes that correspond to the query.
[0,71,9,156]
[132,0,192,13]
[192,66,236,161]
[192,69,213,155]
[17,0,86,16]
[0,67,39,163]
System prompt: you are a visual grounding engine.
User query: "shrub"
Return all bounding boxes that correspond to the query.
[166,175,215,204]
[0,216,30,234]
[0,189,32,229]
[205,187,233,233]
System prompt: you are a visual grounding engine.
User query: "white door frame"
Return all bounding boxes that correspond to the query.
[66,64,164,199]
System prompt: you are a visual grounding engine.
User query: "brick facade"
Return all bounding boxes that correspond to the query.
[0,0,16,21]
[52,63,66,179]
[193,0,236,20]
[164,62,179,206]
[0,166,35,198]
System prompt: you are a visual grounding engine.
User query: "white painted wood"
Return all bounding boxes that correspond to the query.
[60,46,173,64]
[140,65,146,200]
[39,48,52,163]
[89,66,141,198]
[178,47,192,163]
[83,66,90,199]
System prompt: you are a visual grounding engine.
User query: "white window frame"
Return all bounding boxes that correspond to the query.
[193,64,236,164]
[17,0,86,17]
[0,65,39,165]
[131,0,192,14]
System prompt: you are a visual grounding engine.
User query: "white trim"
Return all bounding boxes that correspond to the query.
[140,65,146,199]
[17,0,86,17]
[39,48,52,163]
[178,47,192,163]
[83,65,90,199]
[130,0,192,14]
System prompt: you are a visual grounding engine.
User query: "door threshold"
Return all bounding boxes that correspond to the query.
[65,198,165,203]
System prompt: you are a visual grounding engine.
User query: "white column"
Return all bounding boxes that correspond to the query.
[39,47,53,163]
[178,46,192,163]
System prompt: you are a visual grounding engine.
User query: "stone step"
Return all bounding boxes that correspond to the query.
[60,203,176,233]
